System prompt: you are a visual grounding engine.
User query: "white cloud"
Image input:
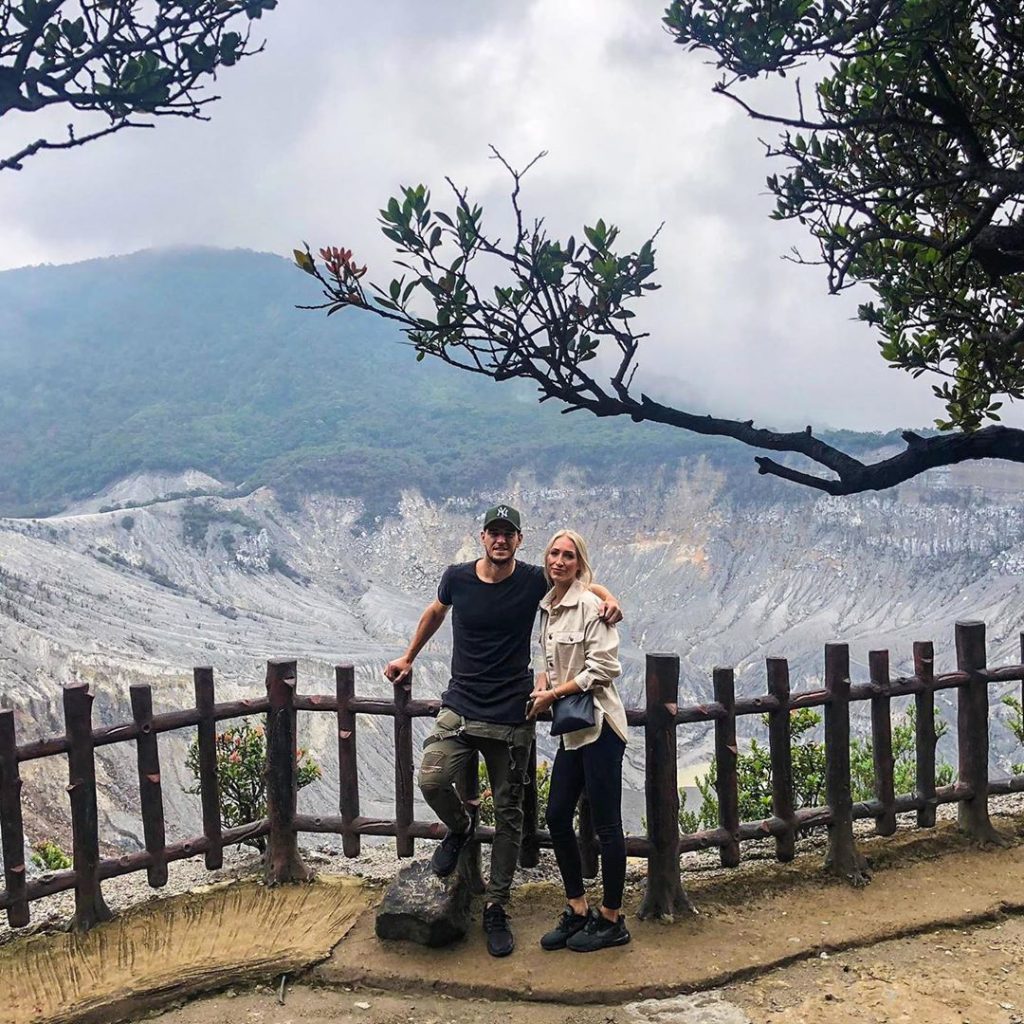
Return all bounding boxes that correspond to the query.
[0,0,1016,432]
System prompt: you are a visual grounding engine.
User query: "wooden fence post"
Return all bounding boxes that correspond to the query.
[713,667,740,868]
[458,749,485,894]
[638,653,692,919]
[193,667,222,870]
[914,641,938,828]
[393,669,414,858]
[766,657,795,862]
[955,621,1002,843]
[265,660,312,883]
[63,683,112,930]
[129,684,168,887]
[519,739,540,869]
[335,664,360,858]
[869,650,896,836]
[823,644,869,885]
[0,709,29,927]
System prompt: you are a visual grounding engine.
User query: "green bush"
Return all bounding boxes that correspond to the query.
[31,840,72,871]
[184,721,321,851]
[680,706,953,834]
[1001,695,1024,774]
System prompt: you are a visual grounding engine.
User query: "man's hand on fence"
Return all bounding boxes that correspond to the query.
[383,656,413,684]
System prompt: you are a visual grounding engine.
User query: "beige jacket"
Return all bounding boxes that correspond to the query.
[536,579,626,750]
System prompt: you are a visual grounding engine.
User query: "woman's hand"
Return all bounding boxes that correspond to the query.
[528,688,561,720]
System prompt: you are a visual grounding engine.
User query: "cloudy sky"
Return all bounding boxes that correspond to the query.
[0,0,1006,433]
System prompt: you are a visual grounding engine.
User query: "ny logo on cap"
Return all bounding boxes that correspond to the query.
[497,506,509,518]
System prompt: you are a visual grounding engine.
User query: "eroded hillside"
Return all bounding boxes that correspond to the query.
[2,459,1024,858]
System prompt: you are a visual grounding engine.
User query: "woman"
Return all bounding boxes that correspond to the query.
[528,528,630,952]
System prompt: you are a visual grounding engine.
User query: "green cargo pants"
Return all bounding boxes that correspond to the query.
[418,708,534,907]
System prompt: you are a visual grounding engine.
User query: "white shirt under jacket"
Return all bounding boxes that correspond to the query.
[536,579,627,750]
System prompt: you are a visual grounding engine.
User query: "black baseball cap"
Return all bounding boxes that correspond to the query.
[482,503,522,532]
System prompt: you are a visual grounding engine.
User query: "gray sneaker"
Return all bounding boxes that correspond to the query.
[566,909,631,952]
[540,906,589,950]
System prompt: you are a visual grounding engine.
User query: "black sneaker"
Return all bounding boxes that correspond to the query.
[483,902,515,957]
[540,906,590,951]
[430,806,478,878]
[566,909,631,952]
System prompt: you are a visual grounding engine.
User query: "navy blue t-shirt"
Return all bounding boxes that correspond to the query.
[437,560,548,725]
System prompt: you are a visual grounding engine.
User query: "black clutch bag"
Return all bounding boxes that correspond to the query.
[550,690,596,736]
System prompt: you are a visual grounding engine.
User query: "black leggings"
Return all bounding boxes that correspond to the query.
[545,721,627,911]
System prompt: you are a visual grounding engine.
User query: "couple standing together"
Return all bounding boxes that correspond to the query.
[384,504,630,958]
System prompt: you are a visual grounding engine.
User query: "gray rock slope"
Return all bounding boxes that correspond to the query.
[2,459,1024,857]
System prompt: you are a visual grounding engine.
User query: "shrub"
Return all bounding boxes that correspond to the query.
[184,721,321,852]
[31,840,71,871]
[680,706,953,833]
[1001,695,1024,774]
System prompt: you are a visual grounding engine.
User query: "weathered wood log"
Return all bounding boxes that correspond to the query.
[393,671,414,859]
[0,820,272,914]
[638,653,692,920]
[63,683,112,931]
[16,697,271,762]
[823,644,869,885]
[869,650,896,836]
[458,749,485,895]
[0,709,28,927]
[766,657,795,862]
[193,667,222,870]
[292,812,653,855]
[914,641,938,828]
[129,684,168,888]
[519,739,540,869]
[335,664,360,858]
[264,660,312,884]
[956,622,1004,844]
[713,667,740,868]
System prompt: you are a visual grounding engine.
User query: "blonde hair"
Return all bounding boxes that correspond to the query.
[543,529,594,587]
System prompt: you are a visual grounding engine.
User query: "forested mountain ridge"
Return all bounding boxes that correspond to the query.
[0,247,901,517]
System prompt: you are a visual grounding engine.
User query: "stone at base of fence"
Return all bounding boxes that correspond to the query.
[375,859,472,947]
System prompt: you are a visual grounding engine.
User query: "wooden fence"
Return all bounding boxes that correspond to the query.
[1,620,1023,931]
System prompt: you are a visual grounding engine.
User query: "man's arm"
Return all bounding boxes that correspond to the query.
[383,599,450,683]
[588,583,622,625]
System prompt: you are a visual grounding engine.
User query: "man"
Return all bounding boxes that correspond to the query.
[384,503,621,958]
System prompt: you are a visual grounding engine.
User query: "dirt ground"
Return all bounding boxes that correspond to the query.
[309,821,1024,1003]
[146,914,1024,1024]
[144,822,1024,1024]
[726,915,1024,1024]
[7,817,1024,1024]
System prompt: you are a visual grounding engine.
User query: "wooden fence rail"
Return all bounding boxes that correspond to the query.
[2,619,1023,930]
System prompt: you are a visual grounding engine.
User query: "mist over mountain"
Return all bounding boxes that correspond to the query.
[0,247,898,517]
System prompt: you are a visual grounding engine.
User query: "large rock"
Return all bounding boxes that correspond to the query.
[375,859,472,946]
